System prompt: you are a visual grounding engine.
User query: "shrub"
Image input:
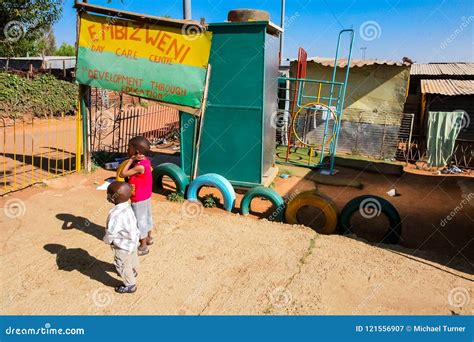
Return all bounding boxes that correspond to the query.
[0,72,78,118]
[202,194,219,208]
[167,192,185,203]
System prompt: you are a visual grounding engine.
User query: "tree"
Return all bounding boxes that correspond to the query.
[55,42,76,56]
[0,0,63,57]
[42,28,57,55]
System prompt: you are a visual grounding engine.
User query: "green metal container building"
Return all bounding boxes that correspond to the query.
[180,20,281,188]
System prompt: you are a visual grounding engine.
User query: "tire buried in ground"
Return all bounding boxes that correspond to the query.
[240,186,285,222]
[339,195,402,244]
[186,173,236,211]
[285,190,338,234]
[152,163,189,195]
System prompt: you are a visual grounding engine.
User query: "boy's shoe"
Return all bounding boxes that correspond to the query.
[146,237,154,245]
[115,284,137,294]
[137,246,149,256]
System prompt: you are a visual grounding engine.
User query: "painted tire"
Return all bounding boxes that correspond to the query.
[285,190,339,234]
[116,160,154,182]
[186,173,236,211]
[240,186,285,222]
[227,9,270,22]
[339,195,402,244]
[116,160,128,182]
[152,163,189,195]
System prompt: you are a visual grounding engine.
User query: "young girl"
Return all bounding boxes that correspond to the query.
[120,136,153,256]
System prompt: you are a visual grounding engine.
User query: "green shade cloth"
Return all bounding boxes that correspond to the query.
[427,111,463,167]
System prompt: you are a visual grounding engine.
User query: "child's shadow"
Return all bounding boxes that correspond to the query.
[56,213,104,241]
[44,244,120,287]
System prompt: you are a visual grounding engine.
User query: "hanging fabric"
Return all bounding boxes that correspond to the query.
[426,111,464,167]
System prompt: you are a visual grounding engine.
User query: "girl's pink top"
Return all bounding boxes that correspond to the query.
[128,158,152,202]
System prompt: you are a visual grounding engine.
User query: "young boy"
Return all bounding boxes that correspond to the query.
[104,181,140,294]
[119,136,153,256]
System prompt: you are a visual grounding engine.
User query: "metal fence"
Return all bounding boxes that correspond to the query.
[89,89,179,156]
[450,139,473,168]
[91,105,179,154]
[276,81,472,169]
[308,110,405,160]
[396,134,473,169]
[0,87,180,195]
[1,114,80,195]
[275,103,409,162]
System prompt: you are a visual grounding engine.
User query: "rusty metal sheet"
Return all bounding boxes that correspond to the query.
[421,79,474,96]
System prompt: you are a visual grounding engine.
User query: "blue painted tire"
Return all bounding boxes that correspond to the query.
[152,163,189,195]
[240,186,285,221]
[186,173,236,211]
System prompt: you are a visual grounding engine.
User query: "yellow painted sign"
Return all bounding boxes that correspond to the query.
[76,13,212,109]
[78,13,212,68]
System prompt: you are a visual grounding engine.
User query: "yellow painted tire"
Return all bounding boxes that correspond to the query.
[116,160,154,182]
[285,190,339,234]
[116,160,128,182]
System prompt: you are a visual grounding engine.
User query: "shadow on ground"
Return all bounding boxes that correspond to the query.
[43,243,120,287]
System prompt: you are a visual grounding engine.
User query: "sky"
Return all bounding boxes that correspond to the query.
[55,0,473,63]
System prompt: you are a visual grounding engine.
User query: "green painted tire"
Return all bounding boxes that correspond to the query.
[240,186,285,222]
[339,195,402,244]
[152,163,189,195]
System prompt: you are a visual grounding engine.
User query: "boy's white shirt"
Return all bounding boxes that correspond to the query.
[104,202,140,253]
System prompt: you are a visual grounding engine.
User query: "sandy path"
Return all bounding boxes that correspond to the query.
[0,172,472,315]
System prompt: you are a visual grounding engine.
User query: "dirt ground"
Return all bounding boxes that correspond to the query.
[0,160,472,315]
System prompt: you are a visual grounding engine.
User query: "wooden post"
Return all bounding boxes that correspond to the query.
[191,64,211,180]
[380,114,387,158]
[406,113,414,166]
[75,1,91,172]
[420,93,427,134]
[78,85,90,171]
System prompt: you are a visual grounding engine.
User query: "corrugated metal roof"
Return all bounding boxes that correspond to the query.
[410,63,474,76]
[421,79,474,96]
[0,56,75,61]
[0,56,76,70]
[289,57,408,68]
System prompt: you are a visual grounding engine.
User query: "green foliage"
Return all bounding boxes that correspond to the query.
[42,28,57,55]
[90,159,100,172]
[55,42,75,56]
[0,1,63,57]
[0,72,78,118]
[202,194,219,208]
[167,192,185,203]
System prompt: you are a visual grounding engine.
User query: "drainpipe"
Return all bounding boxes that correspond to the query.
[279,0,285,65]
[183,0,191,19]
